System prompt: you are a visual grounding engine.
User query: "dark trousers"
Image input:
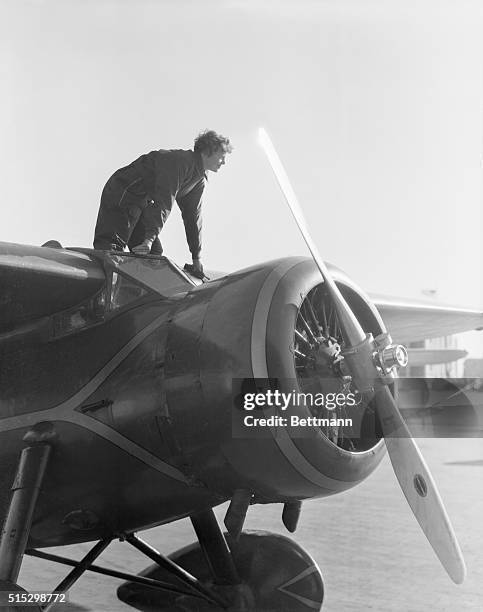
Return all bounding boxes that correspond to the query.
[93,176,162,254]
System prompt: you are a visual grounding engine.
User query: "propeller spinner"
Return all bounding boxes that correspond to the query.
[258,127,466,584]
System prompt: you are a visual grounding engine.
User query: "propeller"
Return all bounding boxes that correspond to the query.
[258,127,466,584]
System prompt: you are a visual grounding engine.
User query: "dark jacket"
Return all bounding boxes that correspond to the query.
[111,149,205,257]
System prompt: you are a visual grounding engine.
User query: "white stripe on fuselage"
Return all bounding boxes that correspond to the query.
[0,313,189,483]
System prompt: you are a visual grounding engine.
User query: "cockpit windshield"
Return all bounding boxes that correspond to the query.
[105,253,195,298]
[44,250,198,340]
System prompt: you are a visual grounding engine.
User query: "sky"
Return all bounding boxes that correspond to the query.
[1,0,482,354]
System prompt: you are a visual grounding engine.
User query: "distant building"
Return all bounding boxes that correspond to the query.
[464,358,483,379]
[401,335,465,378]
[425,335,463,378]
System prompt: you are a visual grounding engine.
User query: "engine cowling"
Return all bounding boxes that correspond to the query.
[164,256,386,502]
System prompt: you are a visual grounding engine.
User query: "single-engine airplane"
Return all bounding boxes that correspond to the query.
[0,131,482,611]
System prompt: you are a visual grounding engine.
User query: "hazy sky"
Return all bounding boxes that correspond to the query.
[1,0,482,351]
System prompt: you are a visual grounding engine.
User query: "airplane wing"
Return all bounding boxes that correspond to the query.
[371,293,483,344]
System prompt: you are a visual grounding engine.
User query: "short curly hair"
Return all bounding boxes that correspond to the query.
[194,130,233,156]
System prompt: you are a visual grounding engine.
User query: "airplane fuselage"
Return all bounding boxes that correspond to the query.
[0,243,386,548]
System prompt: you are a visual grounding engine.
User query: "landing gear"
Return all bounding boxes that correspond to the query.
[117,510,324,611]
[0,424,55,611]
[26,511,236,610]
[9,498,323,610]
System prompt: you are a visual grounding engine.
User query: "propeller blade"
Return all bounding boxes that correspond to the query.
[258,126,466,584]
[376,385,466,584]
[258,127,365,348]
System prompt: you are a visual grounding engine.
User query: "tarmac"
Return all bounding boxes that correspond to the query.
[18,437,483,612]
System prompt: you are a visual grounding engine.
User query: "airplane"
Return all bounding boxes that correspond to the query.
[0,130,482,611]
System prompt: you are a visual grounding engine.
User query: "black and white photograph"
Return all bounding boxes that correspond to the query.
[1,1,482,610]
